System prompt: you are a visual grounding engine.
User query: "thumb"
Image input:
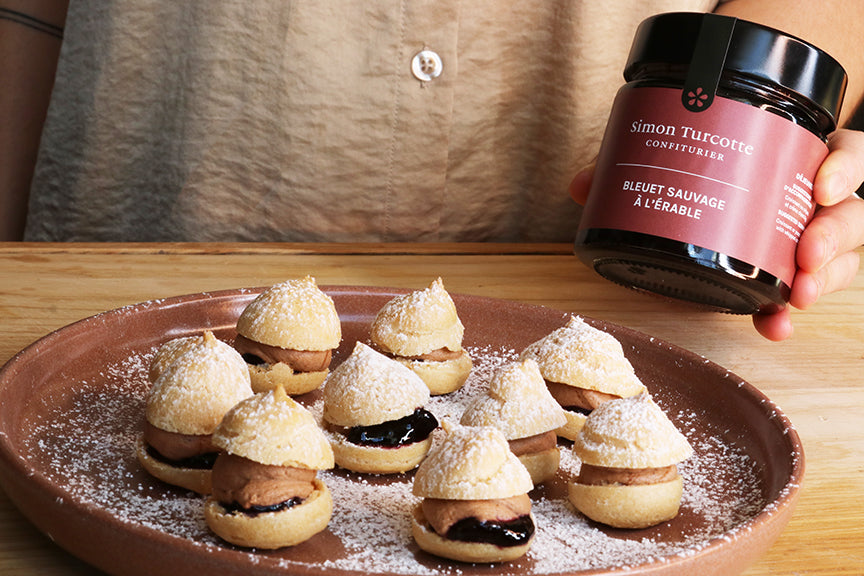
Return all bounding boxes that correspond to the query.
[569,163,595,205]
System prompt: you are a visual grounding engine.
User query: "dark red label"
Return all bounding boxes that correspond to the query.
[578,86,828,285]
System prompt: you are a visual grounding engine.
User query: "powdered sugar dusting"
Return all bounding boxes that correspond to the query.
[21,343,779,575]
[573,394,693,468]
[460,359,567,439]
[322,342,430,427]
[412,423,534,500]
[146,333,253,435]
[369,278,465,356]
[519,316,645,397]
[236,277,341,349]
[425,344,519,422]
[322,474,427,574]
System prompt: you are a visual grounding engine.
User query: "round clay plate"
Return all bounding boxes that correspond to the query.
[0,286,803,576]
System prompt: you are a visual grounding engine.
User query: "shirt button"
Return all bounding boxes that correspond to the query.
[411,49,443,82]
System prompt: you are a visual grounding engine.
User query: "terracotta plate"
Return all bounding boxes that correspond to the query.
[0,286,803,576]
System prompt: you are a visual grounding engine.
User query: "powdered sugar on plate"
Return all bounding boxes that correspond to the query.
[22,343,772,575]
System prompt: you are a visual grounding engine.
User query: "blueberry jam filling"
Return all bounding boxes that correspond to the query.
[222,497,303,517]
[564,405,592,416]
[445,515,535,547]
[241,353,266,366]
[345,408,439,448]
[147,446,218,470]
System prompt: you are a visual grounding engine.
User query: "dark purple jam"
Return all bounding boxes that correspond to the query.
[345,408,438,448]
[147,446,218,470]
[445,515,535,547]
[564,405,592,416]
[241,352,266,366]
[222,497,303,517]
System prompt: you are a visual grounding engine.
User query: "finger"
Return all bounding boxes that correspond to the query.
[797,194,864,273]
[752,306,794,342]
[569,163,595,205]
[789,249,861,310]
[813,129,864,206]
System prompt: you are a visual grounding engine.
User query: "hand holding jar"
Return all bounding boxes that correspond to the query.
[569,13,864,342]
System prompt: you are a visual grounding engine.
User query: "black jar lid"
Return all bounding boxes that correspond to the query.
[624,12,847,129]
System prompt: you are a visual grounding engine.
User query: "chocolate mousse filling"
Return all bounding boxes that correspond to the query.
[378,346,463,362]
[423,494,534,547]
[508,430,558,457]
[545,381,621,416]
[211,452,317,515]
[234,333,332,372]
[143,420,219,468]
[578,462,679,486]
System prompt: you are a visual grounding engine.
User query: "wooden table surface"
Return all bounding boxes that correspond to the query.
[0,242,861,575]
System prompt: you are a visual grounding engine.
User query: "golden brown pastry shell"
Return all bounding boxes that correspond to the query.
[411,504,534,563]
[247,362,328,395]
[392,351,472,396]
[204,477,332,549]
[135,436,212,495]
[369,278,465,357]
[567,475,684,529]
[518,447,560,485]
[235,277,341,351]
[327,433,432,474]
[555,409,588,441]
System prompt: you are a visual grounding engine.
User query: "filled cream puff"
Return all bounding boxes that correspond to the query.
[205,387,335,548]
[234,276,341,395]
[460,358,567,484]
[147,334,203,383]
[519,316,646,440]
[321,342,439,474]
[568,393,693,529]
[137,331,254,494]
[411,422,535,563]
[369,278,472,395]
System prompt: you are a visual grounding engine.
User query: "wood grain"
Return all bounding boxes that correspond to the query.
[0,242,861,575]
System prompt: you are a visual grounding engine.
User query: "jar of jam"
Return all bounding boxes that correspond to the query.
[574,12,847,314]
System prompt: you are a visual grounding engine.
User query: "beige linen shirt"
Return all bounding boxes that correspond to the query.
[26,0,718,242]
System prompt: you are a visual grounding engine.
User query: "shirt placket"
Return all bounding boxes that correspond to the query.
[381,0,459,241]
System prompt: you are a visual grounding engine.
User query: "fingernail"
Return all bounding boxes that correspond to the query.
[823,170,849,205]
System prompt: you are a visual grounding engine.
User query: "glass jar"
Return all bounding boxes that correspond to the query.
[574,12,847,314]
